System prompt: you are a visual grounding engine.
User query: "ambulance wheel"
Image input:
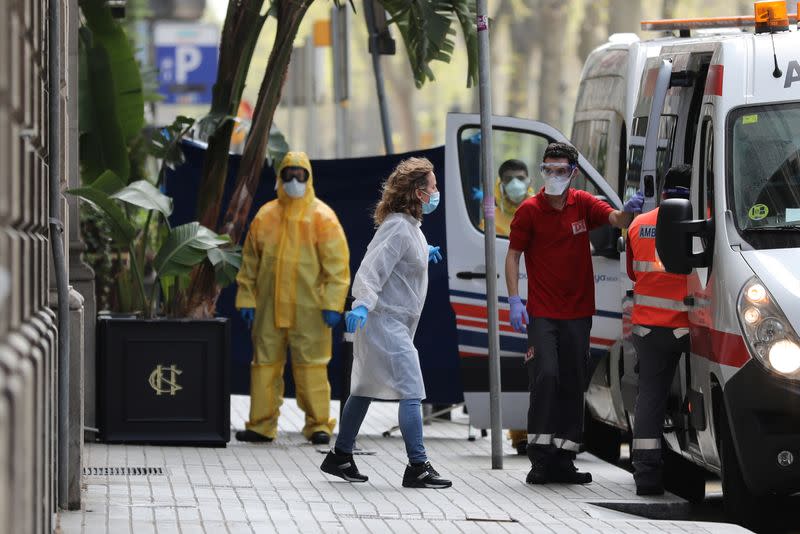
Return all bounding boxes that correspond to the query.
[662,449,706,504]
[719,409,772,530]
[583,409,622,464]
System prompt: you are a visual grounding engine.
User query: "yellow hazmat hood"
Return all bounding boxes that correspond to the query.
[276,151,315,204]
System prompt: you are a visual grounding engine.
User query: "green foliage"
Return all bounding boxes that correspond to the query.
[379,0,479,88]
[70,117,242,318]
[154,223,231,279]
[79,0,144,143]
[69,171,137,246]
[110,180,174,219]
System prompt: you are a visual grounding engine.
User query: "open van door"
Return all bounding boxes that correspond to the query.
[445,113,623,430]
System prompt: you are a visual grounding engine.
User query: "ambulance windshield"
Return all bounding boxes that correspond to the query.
[730,103,800,232]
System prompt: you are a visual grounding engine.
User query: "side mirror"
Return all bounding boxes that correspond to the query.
[656,198,712,274]
[590,195,620,259]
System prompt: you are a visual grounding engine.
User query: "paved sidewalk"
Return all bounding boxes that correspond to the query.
[58,396,749,533]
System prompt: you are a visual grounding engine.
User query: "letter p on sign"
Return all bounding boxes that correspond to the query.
[175,45,203,83]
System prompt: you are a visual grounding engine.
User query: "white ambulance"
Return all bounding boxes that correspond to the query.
[446,2,800,524]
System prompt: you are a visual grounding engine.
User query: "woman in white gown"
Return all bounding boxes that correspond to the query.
[320,157,451,489]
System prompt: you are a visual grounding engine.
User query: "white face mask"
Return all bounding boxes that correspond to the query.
[544,175,571,196]
[503,178,530,204]
[283,179,307,198]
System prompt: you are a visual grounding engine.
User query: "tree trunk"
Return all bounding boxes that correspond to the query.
[183,0,315,319]
[578,0,605,63]
[607,0,641,35]
[661,0,679,20]
[507,0,539,118]
[537,0,566,125]
[196,0,267,230]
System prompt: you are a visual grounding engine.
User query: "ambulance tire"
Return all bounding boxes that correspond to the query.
[583,409,622,464]
[662,449,706,504]
[719,408,773,530]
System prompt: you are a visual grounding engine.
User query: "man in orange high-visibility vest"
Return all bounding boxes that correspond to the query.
[626,164,692,496]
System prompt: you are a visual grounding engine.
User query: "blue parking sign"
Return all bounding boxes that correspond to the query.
[154,23,219,105]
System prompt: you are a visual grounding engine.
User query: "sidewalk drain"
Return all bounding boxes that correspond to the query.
[339,513,516,523]
[83,467,165,476]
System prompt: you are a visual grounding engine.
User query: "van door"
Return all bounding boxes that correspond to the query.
[445,113,623,430]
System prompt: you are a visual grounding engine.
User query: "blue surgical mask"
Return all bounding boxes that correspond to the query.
[420,190,440,214]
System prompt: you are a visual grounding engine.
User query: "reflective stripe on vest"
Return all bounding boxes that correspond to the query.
[633,293,688,311]
[632,260,665,273]
[628,208,689,328]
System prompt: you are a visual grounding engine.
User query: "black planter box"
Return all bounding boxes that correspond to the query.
[97,316,230,446]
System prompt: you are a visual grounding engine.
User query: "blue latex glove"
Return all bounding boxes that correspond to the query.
[508,296,529,333]
[428,245,443,264]
[623,191,645,213]
[345,306,368,333]
[240,308,255,328]
[471,187,484,201]
[322,309,341,328]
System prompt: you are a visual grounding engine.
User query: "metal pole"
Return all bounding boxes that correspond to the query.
[476,0,503,469]
[363,0,394,154]
[49,0,71,508]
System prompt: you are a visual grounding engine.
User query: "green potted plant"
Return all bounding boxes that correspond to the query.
[76,0,239,445]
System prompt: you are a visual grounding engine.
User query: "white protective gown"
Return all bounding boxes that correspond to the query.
[351,212,429,400]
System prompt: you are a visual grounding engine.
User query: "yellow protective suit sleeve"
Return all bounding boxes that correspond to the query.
[315,206,350,313]
[235,214,261,309]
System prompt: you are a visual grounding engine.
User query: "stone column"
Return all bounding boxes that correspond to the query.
[63,0,97,443]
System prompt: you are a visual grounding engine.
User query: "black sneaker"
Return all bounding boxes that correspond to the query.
[320,450,368,482]
[235,429,273,442]
[402,461,452,489]
[310,431,331,445]
[549,454,592,484]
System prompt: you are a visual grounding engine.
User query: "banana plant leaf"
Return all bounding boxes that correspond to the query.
[110,180,174,219]
[67,171,136,246]
[78,26,130,184]
[150,116,196,171]
[207,245,242,288]
[79,0,144,143]
[154,223,231,279]
[379,0,478,88]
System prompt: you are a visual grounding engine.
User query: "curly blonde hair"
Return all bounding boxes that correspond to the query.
[373,157,434,226]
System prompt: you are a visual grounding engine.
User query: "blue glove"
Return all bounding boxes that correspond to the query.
[345,306,368,333]
[623,191,645,213]
[240,308,255,328]
[471,187,484,201]
[508,296,529,333]
[428,245,443,264]
[322,309,341,328]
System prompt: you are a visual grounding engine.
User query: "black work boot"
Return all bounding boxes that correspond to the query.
[525,444,552,485]
[549,449,592,484]
[320,449,368,482]
[402,461,452,489]
[310,431,331,445]
[632,448,663,495]
[235,429,273,443]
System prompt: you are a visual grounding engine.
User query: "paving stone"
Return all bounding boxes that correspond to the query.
[59,396,749,534]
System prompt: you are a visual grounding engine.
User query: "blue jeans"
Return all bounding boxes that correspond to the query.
[335,396,428,464]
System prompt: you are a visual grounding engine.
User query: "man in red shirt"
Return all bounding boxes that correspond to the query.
[505,142,641,484]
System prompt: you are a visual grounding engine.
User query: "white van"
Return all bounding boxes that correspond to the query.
[446,4,800,525]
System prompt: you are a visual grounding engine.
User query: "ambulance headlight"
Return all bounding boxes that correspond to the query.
[768,341,800,374]
[738,277,800,379]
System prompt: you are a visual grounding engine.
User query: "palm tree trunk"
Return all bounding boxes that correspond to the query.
[537,0,566,125]
[196,0,267,230]
[183,0,315,318]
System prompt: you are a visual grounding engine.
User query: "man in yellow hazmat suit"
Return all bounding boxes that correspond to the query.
[474,159,533,237]
[235,151,350,445]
